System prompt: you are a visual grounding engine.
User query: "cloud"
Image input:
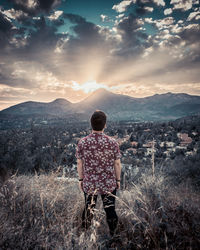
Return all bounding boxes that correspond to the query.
[154,17,174,30]
[36,13,116,84]
[0,12,15,48]
[116,14,125,19]
[187,11,200,21]
[153,0,165,6]
[0,0,200,110]
[144,7,154,12]
[177,23,200,53]
[170,0,193,11]
[71,80,111,93]
[0,12,13,32]
[144,17,154,23]
[113,81,200,97]
[115,13,148,57]
[164,8,173,15]
[0,8,28,20]
[63,14,110,48]
[144,16,175,31]
[0,11,68,89]
[112,0,134,13]
[47,10,64,26]
[196,15,200,20]
[48,10,63,20]
[100,14,108,22]
[0,85,35,100]
[138,0,165,7]
[9,0,62,16]
[131,1,162,17]
[0,60,45,88]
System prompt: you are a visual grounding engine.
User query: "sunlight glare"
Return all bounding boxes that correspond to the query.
[71,80,109,93]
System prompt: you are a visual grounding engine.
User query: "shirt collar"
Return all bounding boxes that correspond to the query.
[92,131,104,135]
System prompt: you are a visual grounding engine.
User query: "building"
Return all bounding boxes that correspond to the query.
[126,148,137,154]
[177,133,192,146]
[160,141,175,148]
[143,141,153,148]
[130,141,138,147]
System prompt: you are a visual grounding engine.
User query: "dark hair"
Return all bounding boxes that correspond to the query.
[90,110,107,131]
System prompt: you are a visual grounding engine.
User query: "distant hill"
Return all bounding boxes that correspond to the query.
[173,114,200,126]
[0,98,73,116]
[1,89,200,121]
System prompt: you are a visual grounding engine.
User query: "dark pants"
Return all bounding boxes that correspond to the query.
[82,189,118,236]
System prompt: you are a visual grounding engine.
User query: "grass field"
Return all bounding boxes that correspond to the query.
[0,171,200,249]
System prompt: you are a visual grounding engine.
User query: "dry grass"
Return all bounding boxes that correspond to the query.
[0,172,200,249]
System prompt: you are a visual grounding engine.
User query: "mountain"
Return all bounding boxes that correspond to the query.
[77,90,200,121]
[0,98,73,116]
[141,92,200,108]
[77,89,141,120]
[1,89,200,122]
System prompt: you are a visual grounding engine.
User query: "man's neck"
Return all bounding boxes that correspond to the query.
[92,130,104,134]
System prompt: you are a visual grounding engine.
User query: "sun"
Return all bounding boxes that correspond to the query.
[72,80,109,93]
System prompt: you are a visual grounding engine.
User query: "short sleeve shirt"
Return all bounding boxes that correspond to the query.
[75,132,121,194]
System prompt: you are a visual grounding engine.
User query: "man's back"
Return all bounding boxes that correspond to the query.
[76,110,121,236]
[76,131,121,194]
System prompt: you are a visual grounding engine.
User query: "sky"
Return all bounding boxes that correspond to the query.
[0,0,200,110]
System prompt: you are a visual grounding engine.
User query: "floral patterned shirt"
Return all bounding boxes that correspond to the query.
[76,132,121,194]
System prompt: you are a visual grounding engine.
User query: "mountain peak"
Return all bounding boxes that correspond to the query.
[81,88,115,104]
[51,98,71,105]
[92,88,112,96]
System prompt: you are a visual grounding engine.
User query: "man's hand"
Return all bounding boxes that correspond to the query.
[79,180,83,192]
[77,159,84,192]
[116,180,120,190]
[114,159,122,190]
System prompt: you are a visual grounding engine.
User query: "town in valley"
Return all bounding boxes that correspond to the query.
[1,115,199,187]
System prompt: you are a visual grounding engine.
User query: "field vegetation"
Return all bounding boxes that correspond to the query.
[0,168,199,249]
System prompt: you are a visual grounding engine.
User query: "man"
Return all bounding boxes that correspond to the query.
[75,110,122,236]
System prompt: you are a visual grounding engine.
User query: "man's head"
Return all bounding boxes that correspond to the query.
[90,110,107,131]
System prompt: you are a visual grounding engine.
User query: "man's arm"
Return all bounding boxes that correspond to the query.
[77,159,84,191]
[114,158,122,189]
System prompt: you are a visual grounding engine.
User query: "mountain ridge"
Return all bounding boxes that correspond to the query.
[1,89,200,110]
[1,89,200,121]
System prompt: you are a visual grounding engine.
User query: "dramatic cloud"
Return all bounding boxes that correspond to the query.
[114,13,147,57]
[0,0,200,109]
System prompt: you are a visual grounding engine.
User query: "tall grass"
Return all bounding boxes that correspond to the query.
[0,171,200,249]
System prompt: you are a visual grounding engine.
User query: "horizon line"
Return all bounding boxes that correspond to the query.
[0,89,200,112]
